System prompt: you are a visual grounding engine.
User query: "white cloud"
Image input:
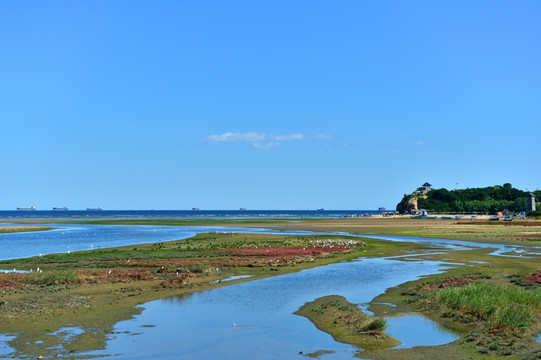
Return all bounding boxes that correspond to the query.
[253,142,280,149]
[274,133,304,141]
[207,132,267,143]
[207,132,304,148]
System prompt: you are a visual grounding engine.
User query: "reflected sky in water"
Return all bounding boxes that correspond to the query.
[80,257,459,359]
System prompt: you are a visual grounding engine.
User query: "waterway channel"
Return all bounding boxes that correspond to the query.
[1,224,540,359]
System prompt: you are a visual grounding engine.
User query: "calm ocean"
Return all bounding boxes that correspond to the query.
[0,209,384,219]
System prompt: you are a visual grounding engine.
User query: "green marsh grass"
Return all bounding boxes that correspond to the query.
[436,283,541,330]
[29,270,78,285]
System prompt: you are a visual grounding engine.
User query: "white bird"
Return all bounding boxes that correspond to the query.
[233,323,238,328]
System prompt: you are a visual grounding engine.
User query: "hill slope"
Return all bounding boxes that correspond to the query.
[396,183,540,214]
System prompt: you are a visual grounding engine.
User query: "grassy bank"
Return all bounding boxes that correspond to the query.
[368,246,541,359]
[295,295,400,350]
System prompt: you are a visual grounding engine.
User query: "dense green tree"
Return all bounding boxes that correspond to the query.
[398,183,532,214]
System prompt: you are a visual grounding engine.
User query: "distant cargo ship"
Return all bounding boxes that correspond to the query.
[378,207,386,211]
[192,208,200,211]
[17,206,36,211]
[239,208,247,211]
[53,206,69,211]
[86,207,102,211]
[317,208,324,211]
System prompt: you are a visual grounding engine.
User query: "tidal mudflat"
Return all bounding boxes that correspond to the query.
[0,218,540,359]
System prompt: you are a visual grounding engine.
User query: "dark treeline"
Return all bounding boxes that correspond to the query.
[400,183,540,214]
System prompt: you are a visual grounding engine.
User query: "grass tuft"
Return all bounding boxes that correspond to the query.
[363,318,387,332]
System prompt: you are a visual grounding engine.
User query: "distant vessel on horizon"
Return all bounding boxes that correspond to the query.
[86,207,102,211]
[192,208,200,211]
[53,206,69,211]
[378,207,386,211]
[239,208,247,211]
[17,206,36,211]
[317,208,324,211]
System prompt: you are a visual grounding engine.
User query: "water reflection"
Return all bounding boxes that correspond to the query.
[76,256,457,359]
[385,315,460,349]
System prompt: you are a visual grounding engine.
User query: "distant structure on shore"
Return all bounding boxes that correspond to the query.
[17,206,36,211]
[527,193,536,212]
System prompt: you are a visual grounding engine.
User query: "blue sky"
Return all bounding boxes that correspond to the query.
[1,1,540,210]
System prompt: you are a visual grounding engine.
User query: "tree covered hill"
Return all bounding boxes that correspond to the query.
[396,183,540,214]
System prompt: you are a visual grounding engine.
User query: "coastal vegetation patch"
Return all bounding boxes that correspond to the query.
[377,266,541,357]
[295,295,400,350]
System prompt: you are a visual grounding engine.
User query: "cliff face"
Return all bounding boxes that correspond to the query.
[396,194,418,214]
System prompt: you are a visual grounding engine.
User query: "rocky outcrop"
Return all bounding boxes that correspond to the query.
[396,194,418,214]
[396,194,429,214]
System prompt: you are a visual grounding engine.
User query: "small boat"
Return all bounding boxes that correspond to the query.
[488,216,500,221]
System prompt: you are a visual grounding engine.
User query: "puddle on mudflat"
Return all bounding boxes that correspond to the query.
[385,314,461,349]
[50,327,85,339]
[0,334,15,355]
